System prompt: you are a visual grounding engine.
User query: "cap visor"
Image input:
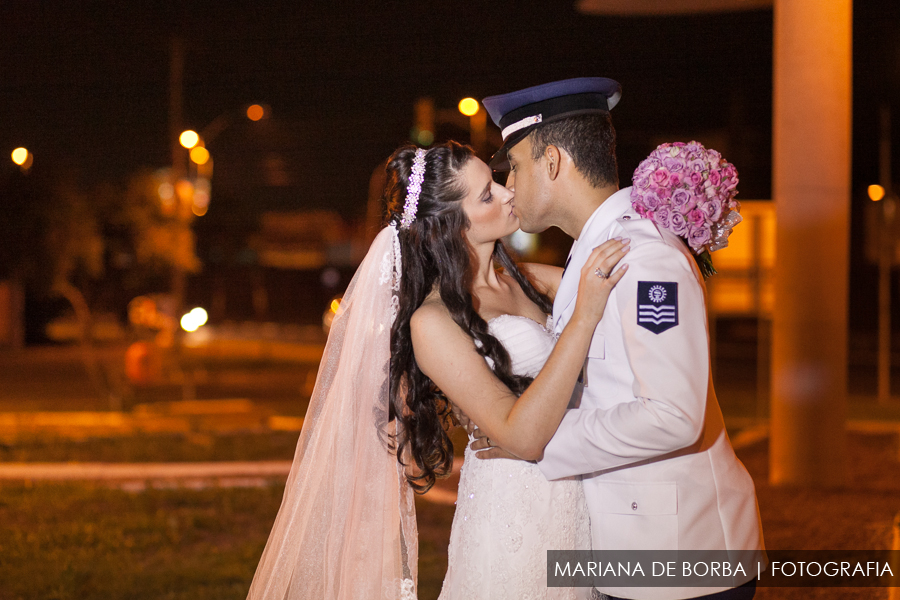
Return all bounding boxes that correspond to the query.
[488,128,533,171]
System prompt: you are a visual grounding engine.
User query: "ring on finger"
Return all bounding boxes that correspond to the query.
[594,268,609,279]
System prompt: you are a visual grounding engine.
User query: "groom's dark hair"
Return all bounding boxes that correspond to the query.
[528,113,618,188]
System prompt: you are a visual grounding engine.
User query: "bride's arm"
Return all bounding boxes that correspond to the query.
[519,263,564,301]
[410,241,628,461]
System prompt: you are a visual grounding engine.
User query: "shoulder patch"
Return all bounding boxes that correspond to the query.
[637,281,678,334]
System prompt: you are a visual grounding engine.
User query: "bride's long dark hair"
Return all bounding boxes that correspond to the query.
[386,141,553,493]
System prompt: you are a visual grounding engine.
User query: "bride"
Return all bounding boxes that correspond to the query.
[246,141,628,600]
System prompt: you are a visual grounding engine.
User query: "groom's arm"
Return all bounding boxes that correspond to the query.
[537,240,709,480]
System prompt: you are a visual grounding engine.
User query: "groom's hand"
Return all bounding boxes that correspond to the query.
[471,428,533,462]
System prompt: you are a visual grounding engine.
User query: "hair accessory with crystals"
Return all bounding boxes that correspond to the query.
[400,148,427,229]
[247,224,417,600]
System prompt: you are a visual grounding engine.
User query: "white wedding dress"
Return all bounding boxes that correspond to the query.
[438,314,592,600]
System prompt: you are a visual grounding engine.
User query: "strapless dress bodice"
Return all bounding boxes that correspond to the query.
[483,314,557,378]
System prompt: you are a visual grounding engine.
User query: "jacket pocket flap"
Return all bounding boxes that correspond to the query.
[596,481,677,515]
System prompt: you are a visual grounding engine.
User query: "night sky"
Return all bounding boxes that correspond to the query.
[2,2,781,202]
[2,0,899,326]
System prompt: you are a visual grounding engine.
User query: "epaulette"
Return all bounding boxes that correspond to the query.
[615,212,664,248]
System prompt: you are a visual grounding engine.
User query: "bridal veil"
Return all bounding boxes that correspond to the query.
[247,225,418,600]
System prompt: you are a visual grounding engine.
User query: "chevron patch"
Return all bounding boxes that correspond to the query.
[637,281,678,334]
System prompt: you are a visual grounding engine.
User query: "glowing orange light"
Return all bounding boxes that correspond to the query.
[191,204,208,217]
[869,184,886,202]
[458,98,480,117]
[330,299,341,313]
[175,179,194,202]
[247,104,264,121]
[193,190,210,210]
[179,130,200,149]
[190,146,210,165]
[158,182,174,201]
[11,147,29,165]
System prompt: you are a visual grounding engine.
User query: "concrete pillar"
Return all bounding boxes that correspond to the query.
[770,0,852,486]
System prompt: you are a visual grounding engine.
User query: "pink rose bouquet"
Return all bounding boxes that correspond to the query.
[631,141,742,278]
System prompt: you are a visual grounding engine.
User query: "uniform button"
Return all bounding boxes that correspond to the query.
[631,502,638,511]
[622,215,631,220]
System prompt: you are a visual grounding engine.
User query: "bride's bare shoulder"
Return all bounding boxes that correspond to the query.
[409,295,472,354]
[410,296,453,335]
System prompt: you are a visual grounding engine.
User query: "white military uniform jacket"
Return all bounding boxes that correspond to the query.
[538,188,764,600]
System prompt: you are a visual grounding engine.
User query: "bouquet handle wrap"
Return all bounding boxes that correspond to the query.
[708,208,743,253]
[247,226,417,600]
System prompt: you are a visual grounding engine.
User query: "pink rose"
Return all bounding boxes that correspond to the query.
[707,199,723,221]
[689,171,703,186]
[642,192,661,211]
[671,188,692,210]
[688,225,711,252]
[652,168,670,186]
[655,206,671,228]
[724,174,739,191]
[708,170,721,186]
[688,208,706,226]
[663,156,685,172]
[668,172,683,187]
[670,211,688,236]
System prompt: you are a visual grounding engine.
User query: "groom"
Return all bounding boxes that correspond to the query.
[472,78,764,600]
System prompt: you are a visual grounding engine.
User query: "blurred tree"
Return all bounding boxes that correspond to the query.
[45,176,112,406]
[0,167,116,405]
[0,166,201,409]
[118,169,201,286]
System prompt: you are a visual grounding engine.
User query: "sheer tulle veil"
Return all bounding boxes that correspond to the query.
[247,224,418,600]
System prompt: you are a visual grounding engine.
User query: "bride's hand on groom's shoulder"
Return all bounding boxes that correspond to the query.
[471,428,535,462]
[572,237,630,325]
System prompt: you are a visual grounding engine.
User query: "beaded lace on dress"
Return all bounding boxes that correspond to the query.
[438,315,591,600]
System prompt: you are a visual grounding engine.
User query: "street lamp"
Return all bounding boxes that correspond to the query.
[458,98,480,117]
[10,147,32,170]
[246,104,265,121]
[179,130,200,149]
[189,146,210,165]
[458,98,486,156]
[11,147,28,165]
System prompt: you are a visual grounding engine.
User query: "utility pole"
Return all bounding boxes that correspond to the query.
[878,104,894,405]
[169,38,187,345]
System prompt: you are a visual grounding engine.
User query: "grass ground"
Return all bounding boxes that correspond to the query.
[0,481,455,600]
[1,431,898,599]
[0,482,282,600]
